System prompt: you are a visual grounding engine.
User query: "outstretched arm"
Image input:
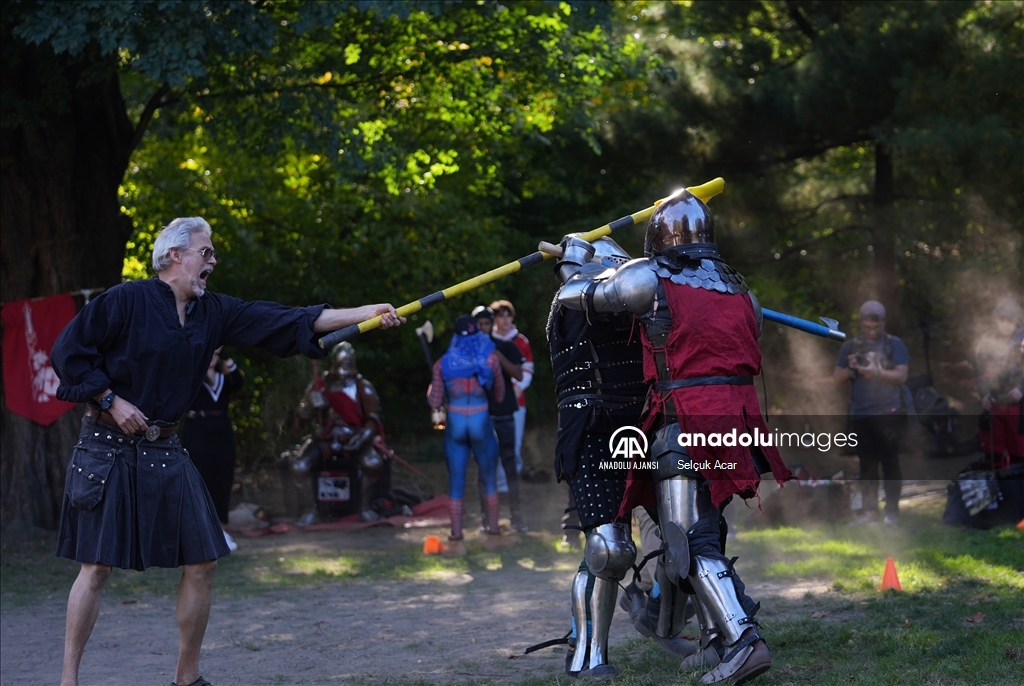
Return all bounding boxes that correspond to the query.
[313,304,405,332]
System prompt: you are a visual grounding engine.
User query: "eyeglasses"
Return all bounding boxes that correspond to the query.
[185,246,217,261]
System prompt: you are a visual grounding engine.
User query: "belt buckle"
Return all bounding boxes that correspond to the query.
[144,425,161,442]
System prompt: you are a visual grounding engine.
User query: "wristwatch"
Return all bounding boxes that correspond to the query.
[99,392,117,411]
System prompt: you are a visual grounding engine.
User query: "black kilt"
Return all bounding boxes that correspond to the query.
[56,416,229,571]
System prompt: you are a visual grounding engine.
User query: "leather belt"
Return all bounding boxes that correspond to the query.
[654,375,753,392]
[84,405,178,440]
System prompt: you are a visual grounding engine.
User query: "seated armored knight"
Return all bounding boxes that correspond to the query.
[292,342,390,524]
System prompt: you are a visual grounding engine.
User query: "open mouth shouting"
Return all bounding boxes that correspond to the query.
[191,265,214,297]
[199,265,213,289]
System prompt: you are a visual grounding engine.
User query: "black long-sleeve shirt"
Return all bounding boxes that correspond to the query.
[52,278,327,422]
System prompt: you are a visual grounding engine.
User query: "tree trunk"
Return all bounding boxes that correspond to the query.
[872,142,901,334]
[1,37,136,529]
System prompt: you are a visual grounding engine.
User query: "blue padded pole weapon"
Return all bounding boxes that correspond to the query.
[763,310,846,342]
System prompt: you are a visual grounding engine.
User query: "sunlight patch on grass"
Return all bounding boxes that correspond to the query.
[280,555,359,577]
[764,556,867,581]
[555,540,578,553]
[394,554,469,576]
[413,568,473,583]
[993,526,1024,543]
[786,538,876,557]
[739,525,809,545]
[736,518,1024,598]
[225,548,478,589]
[480,554,503,570]
[911,550,1024,589]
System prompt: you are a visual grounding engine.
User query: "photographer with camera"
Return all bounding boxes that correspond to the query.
[833,300,910,525]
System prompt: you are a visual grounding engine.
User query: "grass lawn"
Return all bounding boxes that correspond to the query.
[2,493,1020,685]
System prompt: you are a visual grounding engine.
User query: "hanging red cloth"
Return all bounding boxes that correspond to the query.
[2,295,77,425]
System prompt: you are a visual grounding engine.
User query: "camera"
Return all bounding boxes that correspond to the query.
[853,353,870,367]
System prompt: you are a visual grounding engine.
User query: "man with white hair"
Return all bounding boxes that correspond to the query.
[50,216,404,686]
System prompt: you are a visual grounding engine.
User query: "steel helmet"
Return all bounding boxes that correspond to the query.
[330,341,358,379]
[644,189,715,256]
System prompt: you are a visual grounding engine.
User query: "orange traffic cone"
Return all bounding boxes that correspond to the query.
[880,557,902,591]
[1016,519,1024,530]
[423,535,444,554]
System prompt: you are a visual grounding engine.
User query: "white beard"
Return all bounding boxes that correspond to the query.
[190,276,206,298]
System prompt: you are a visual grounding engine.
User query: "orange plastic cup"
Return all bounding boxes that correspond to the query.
[423,535,444,554]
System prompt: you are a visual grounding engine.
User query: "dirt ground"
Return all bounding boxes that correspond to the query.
[12,413,950,686]
[0,463,847,686]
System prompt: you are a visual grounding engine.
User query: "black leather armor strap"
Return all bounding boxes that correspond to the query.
[654,375,753,391]
[557,393,647,410]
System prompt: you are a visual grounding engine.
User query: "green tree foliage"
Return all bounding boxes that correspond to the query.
[6,0,1020,511]
[4,1,653,473]
[593,0,1023,346]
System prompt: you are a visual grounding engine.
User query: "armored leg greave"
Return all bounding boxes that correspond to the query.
[691,592,721,651]
[568,576,621,674]
[680,595,724,672]
[569,570,590,673]
[587,576,618,670]
[569,522,635,674]
[288,438,321,524]
[669,521,769,685]
[356,444,386,521]
[358,471,380,522]
[653,561,691,638]
[651,447,768,681]
[689,556,754,646]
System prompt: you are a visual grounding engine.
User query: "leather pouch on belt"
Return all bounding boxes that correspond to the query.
[66,447,117,509]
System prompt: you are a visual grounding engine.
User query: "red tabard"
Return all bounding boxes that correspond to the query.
[325,385,365,428]
[1,295,78,426]
[621,284,791,513]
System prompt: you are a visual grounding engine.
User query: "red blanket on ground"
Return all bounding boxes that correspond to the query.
[241,494,451,537]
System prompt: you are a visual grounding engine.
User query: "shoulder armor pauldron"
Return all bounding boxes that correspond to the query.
[648,255,749,295]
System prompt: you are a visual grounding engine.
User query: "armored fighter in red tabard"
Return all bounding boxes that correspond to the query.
[555,188,792,685]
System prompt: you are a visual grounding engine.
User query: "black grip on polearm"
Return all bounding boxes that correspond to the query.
[318,324,361,349]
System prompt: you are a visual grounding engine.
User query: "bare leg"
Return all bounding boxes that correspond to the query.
[61,563,113,686]
[173,560,217,686]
